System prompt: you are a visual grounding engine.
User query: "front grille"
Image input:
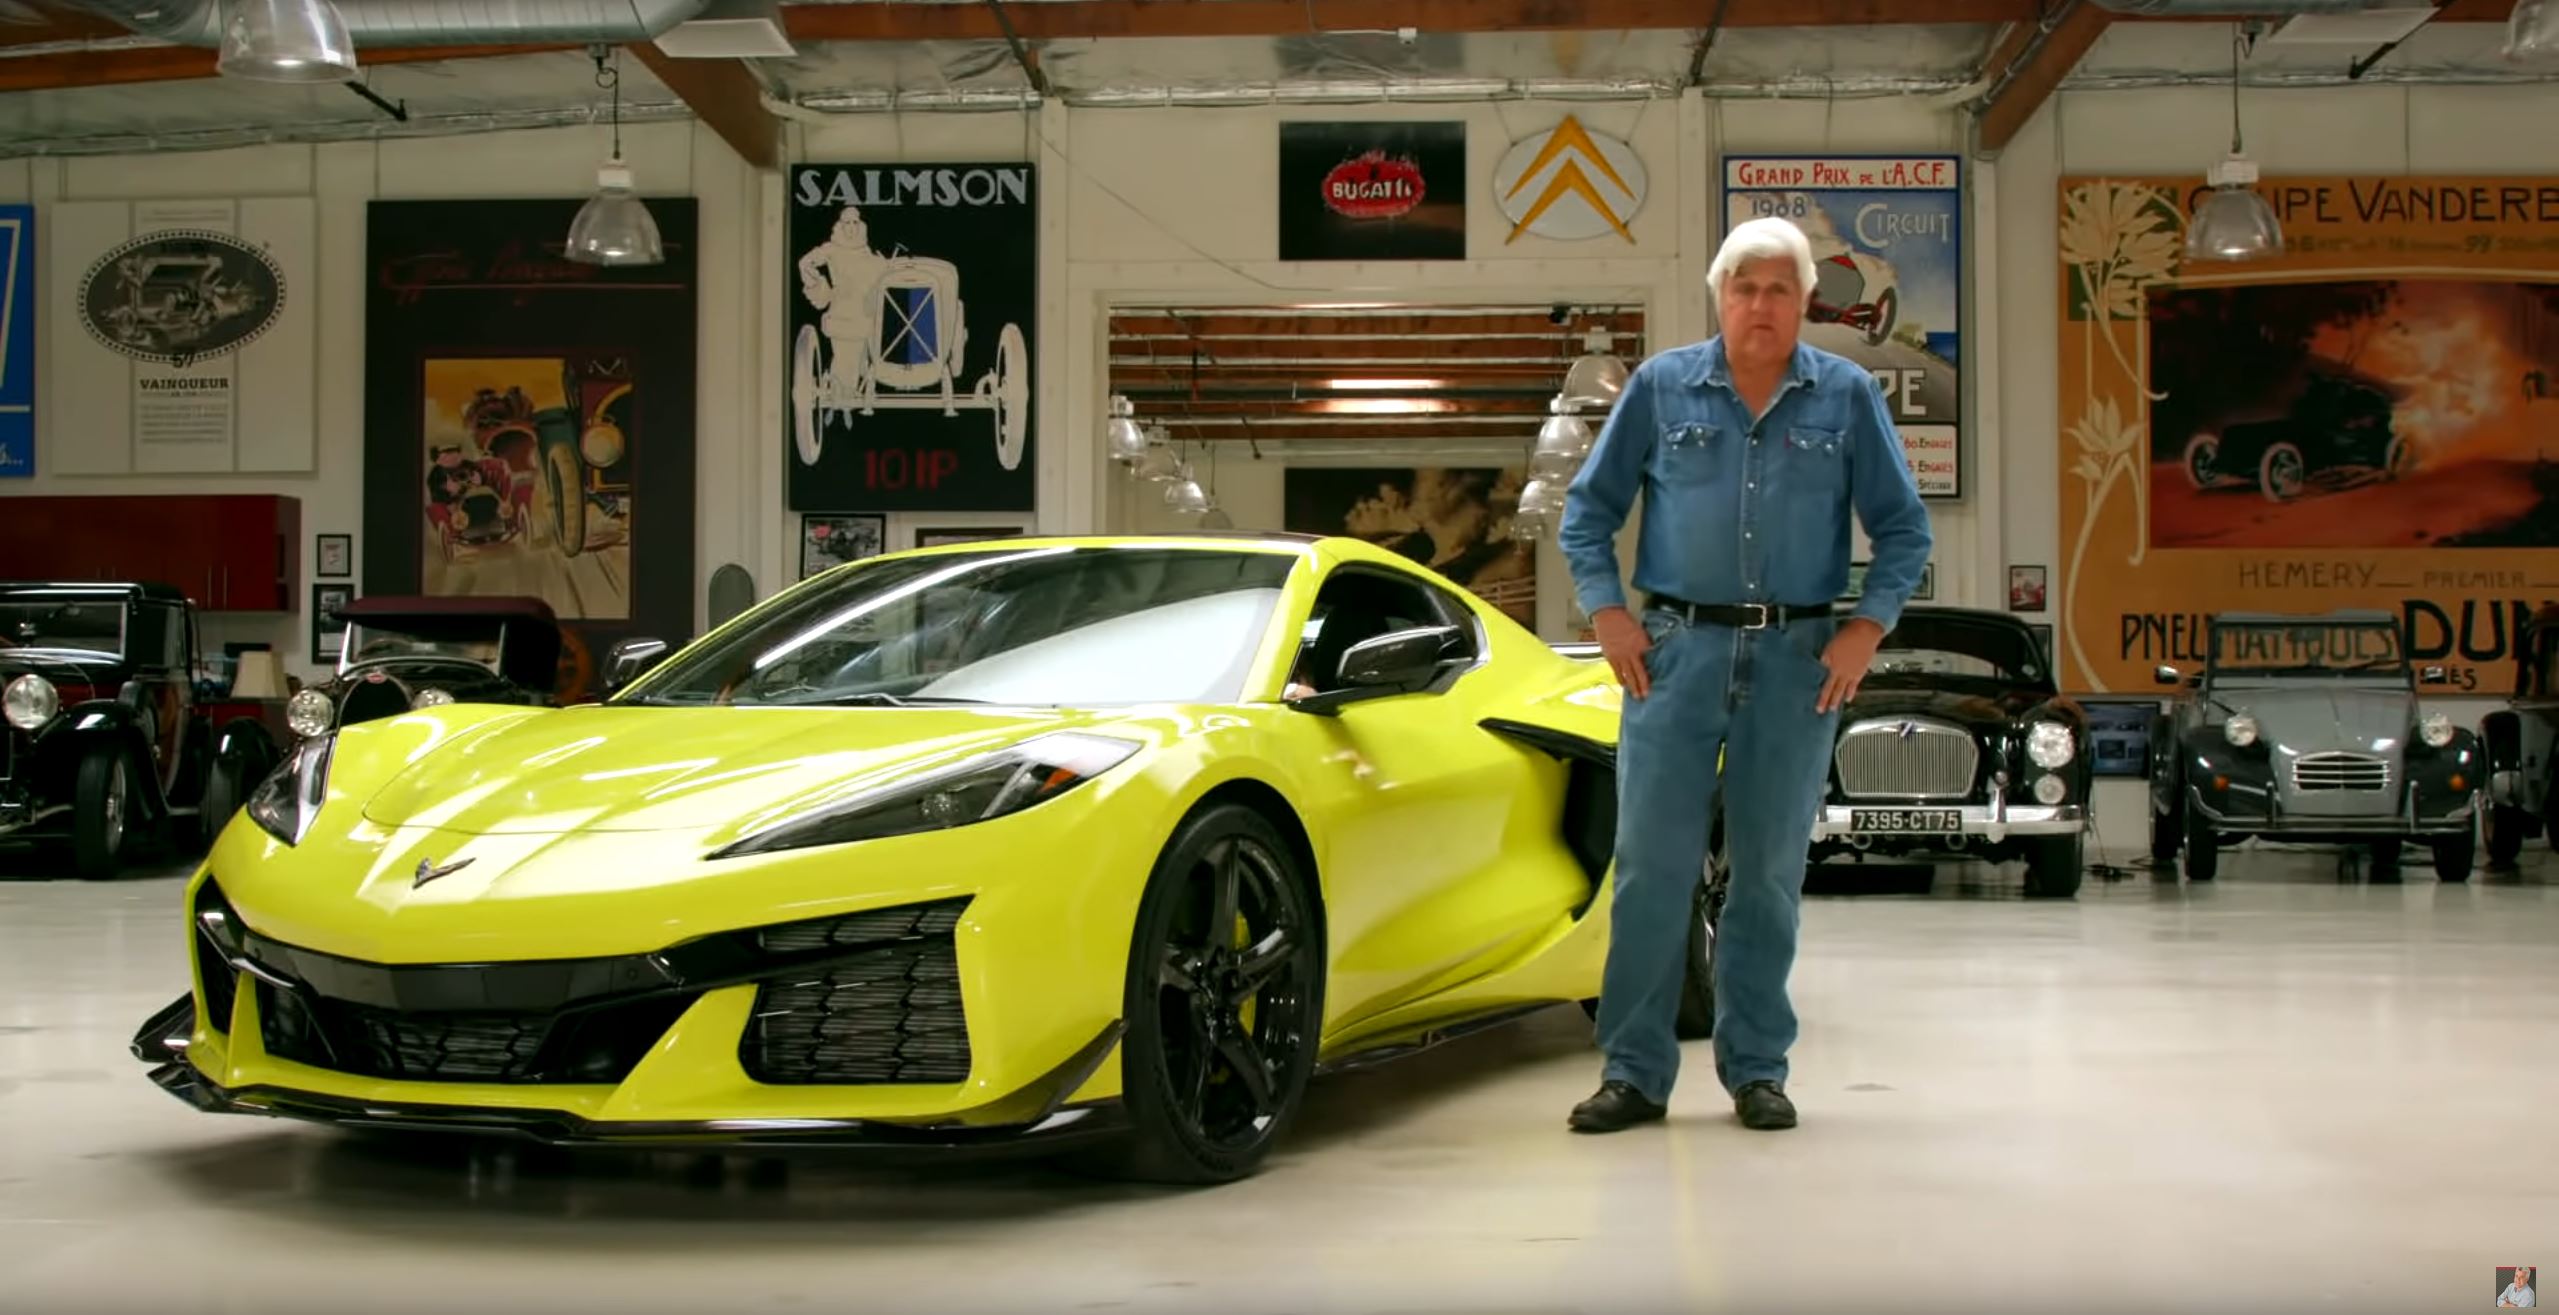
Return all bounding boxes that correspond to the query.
[2293,751,2390,792]
[339,677,408,727]
[192,884,239,1033]
[743,902,971,1085]
[258,980,698,1084]
[1835,718,1979,799]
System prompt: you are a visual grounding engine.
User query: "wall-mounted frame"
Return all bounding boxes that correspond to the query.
[311,582,353,665]
[1914,562,1936,601]
[2078,694,2155,778]
[799,512,885,580]
[2008,563,2046,613]
[315,532,351,579]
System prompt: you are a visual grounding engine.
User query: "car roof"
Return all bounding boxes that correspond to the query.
[0,580,189,603]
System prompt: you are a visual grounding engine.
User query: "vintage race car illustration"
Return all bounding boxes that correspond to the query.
[1808,250,1898,347]
[793,205,1028,474]
[133,533,1696,1185]
[2179,363,2412,504]
[2147,610,2478,882]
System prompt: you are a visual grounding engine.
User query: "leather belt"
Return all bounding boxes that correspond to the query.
[1645,594,1833,629]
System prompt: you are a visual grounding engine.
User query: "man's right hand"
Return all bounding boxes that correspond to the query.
[1592,606,1652,700]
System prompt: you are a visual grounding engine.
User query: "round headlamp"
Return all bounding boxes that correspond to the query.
[2419,712,2454,748]
[2034,773,2069,805]
[2223,714,2259,748]
[3,674,59,730]
[413,688,457,709]
[2026,721,2075,770]
[286,688,335,739]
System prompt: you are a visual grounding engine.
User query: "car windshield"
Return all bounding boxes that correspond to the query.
[0,598,125,659]
[2209,619,2404,678]
[624,544,1300,708]
[1863,614,2050,689]
[345,622,504,669]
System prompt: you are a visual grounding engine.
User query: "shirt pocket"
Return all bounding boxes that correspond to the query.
[1650,420,1720,487]
[1781,426,1847,497]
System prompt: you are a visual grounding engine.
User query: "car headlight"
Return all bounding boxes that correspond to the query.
[3,674,58,731]
[413,688,456,708]
[286,688,335,739]
[246,735,335,847]
[2223,714,2258,748]
[2026,721,2075,770]
[2419,712,2454,748]
[710,732,1143,859]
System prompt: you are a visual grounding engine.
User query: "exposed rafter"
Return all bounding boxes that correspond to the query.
[626,40,778,169]
[1976,1,2114,153]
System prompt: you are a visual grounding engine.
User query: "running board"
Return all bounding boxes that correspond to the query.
[1314,1001,1565,1077]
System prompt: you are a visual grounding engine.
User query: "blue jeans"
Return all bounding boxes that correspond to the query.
[1595,605,1840,1104]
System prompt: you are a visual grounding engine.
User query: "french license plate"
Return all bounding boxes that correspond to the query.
[1848,808,1961,833]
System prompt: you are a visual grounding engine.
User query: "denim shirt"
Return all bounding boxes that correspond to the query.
[1558,337,1933,634]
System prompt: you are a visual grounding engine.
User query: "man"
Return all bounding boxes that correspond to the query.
[1557,215,1932,1134]
[2501,1267,2536,1308]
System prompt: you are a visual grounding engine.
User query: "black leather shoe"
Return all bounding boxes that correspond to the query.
[1569,1080,1667,1133]
[1732,1080,1797,1130]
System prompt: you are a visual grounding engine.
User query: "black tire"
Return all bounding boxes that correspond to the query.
[2182,802,2219,882]
[541,438,587,558]
[1089,803,1323,1186]
[72,743,131,879]
[2025,831,2085,898]
[1674,838,1727,1040]
[198,756,241,851]
[2432,831,2475,883]
[2149,786,2184,863]
[2486,803,2525,867]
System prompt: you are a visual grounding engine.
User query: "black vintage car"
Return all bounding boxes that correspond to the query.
[1709,605,2093,899]
[2180,361,2412,503]
[279,595,562,743]
[2478,603,2559,867]
[1,581,281,876]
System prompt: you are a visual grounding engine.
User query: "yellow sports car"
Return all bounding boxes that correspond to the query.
[132,533,1718,1184]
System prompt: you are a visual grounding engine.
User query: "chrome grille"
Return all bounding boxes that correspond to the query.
[2293,751,2389,792]
[1834,719,1978,799]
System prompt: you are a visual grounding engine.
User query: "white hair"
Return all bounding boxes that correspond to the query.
[1708,216,1817,306]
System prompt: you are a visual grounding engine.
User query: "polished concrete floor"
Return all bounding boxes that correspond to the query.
[4,841,2554,1315]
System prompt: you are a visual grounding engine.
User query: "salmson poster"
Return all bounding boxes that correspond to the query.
[1724,154,1964,498]
[2057,174,2559,694]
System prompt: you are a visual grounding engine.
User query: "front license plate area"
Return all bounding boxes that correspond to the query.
[1848,808,1962,833]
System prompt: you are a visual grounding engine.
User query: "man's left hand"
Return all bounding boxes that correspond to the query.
[1817,617,1887,713]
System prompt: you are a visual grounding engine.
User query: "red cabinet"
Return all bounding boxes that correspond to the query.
[0,493,300,612]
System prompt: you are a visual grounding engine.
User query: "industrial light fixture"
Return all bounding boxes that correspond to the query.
[566,45,665,267]
[1163,456,1211,515]
[214,0,355,82]
[1105,394,1149,466]
[2184,26,2283,264]
[2509,0,2559,63]
[1558,326,1627,410]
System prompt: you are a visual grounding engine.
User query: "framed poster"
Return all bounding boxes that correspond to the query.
[2008,563,2046,612]
[0,204,30,479]
[362,198,699,703]
[315,533,351,578]
[1723,156,1962,498]
[800,512,885,579]
[1279,121,1467,262]
[311,582,353,664]
[1281,466,1534,626]
[2056,174,2559,694]
[786,163,1036,514]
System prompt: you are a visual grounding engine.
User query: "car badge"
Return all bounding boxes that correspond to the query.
[1898,721,1918,739]
[412,855,475,888]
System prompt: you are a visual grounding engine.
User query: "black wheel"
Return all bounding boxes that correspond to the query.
[2182,434,2223,490]
[2486,803,2525,867]
[2182,801,2219,882]
[1093,803,1322,1186]
[2025,831,2085,898]
[198,756,241,851]
[540,437,587,558]
[2259,441,2306,502]
[2432,830,2475,883]
[2149,784,2184,863]
[72,743,131,879]
[1674,824,1728,1040]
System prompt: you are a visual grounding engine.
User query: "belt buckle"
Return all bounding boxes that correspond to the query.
[1740,603,1771,629]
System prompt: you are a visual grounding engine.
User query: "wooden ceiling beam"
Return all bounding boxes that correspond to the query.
[1975,1,2112,154]
[626,41,778,169]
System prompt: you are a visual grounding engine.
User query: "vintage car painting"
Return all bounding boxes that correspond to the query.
[279,595,563,744]
[2147,610,2478,881]
[1,581,280,876]
[2179,361,2412,504]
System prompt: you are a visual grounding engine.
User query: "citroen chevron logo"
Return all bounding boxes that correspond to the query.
[1495,115,1647,245]
[413,855,475,888]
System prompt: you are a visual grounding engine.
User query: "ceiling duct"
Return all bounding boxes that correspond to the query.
[68,0,713,49]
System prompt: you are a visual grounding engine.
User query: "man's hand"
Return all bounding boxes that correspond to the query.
[1817,617,1887,713]
[1592,606,1652,700]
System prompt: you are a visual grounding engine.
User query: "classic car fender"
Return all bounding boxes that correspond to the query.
[28,698,171,815]
[2404,726,2485,814]
[2175,723,2277,818]
[2479,710,2525,808]
[211,717,284,786]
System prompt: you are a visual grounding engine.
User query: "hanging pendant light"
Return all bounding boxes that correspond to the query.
[567,46,665,267]
[1532,398,1592,479]
[216,0,355,81]
[1106,395,1149,466]
[1164,458,1211,515]
[2508,0,2559,63]
[1559,325,1627,410]
[2184,27,2283,264]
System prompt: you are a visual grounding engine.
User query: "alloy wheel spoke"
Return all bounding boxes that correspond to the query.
[1207,844,1243,952]
[1235,926,1293,991]
[1214,1031,1276,1116]
[1159,947,1201,994]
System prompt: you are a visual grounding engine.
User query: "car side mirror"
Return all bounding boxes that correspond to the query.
[602,637,670,696]
[2420,665,2449,685]
[2153,664,2182,686]
[1289,625,1464,716]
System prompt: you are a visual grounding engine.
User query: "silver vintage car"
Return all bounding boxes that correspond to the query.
[2147,610,2480,882]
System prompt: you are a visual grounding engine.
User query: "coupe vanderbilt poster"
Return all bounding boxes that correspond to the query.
[2058,176,2559,694]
